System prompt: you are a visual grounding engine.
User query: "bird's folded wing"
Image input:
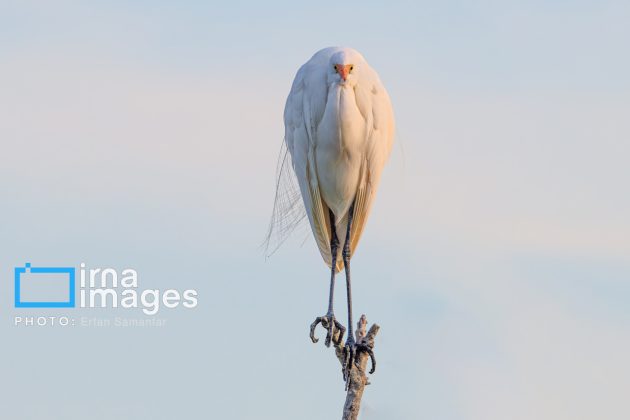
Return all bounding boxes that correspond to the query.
[283,61,344,272]
[306,164,337,271]
[345,80,396,260]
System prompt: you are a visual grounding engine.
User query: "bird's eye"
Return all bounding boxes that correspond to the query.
[350,66,354,71]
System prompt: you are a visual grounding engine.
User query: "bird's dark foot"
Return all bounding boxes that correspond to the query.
[342,337,357,381]
[310,313,345,347]
[342,337,377,381]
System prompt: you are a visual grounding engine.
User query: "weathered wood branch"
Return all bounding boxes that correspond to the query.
[330,314,380,420]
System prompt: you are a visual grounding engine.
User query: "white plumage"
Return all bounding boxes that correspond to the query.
[281,47,395,272]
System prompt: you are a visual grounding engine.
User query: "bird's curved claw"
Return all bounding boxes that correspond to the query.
[310,313,345,347]
[356,342,376,374]
[343,339,377,382]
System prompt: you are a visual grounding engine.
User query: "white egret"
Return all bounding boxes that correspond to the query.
[267,47,394,377]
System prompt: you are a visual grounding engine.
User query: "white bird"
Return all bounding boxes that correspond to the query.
[267,47,394,376]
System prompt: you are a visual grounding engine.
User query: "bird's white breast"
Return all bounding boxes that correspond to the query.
[315,84,367,219]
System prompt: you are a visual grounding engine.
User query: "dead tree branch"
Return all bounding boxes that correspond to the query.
[328,314,380,420]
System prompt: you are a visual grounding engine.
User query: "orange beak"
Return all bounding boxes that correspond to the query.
[335,64,352,81]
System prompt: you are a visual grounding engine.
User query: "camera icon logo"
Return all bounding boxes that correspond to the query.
[14,263,76,308]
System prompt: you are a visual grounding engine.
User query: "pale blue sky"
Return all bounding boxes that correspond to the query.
[1,1,629,419]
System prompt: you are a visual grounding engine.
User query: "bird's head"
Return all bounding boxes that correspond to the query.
[328,49,363,87]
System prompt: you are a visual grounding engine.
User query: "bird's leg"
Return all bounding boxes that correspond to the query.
[310,209,346,347]
[342,200,357,380]
[339,201,377,383]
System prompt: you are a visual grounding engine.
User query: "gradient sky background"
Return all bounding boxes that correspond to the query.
[1,1,629,419]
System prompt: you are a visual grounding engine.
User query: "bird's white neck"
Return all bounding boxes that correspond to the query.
[319,84,366,153]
